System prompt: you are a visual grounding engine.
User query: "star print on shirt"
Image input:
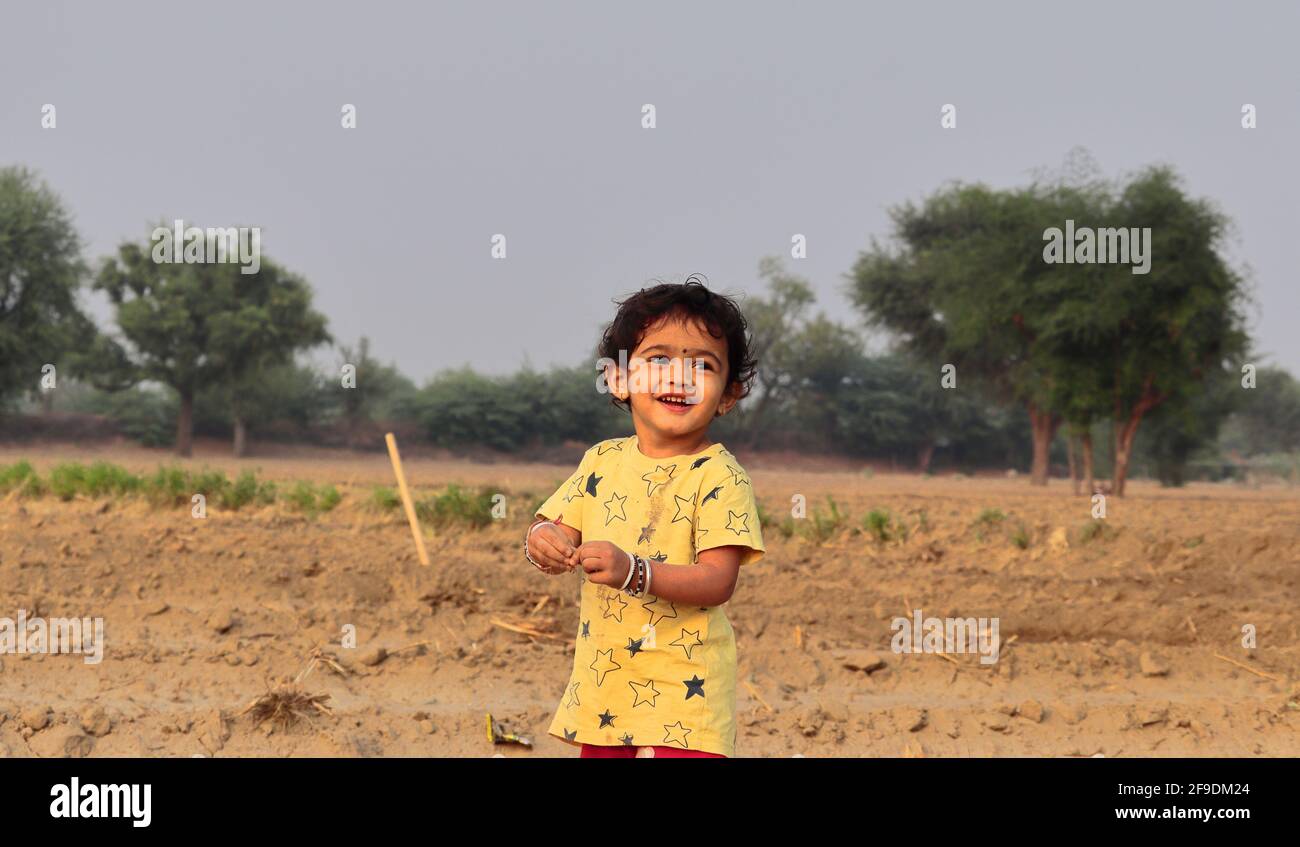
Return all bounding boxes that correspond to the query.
[620,733,635,745]
[670,629,703,660]
[671,492,696,524]
[565,682,581,708]
[602,592,628,623]
[701,485,723,506]
[641,464,676,497]
[642,595,678,627]
[661,721,692,748]
[725,464,750,486]
[581,620,590,639]
[690,456,712,469]
[725,510,751,536]
[597,439,625,455]
[649,551,668,562]
[598,709,617,728]
[629,679,661,708]
[563,474,585,502]
[603,492,628,525]
[625,637,644,658]
[683,675,705,700]
[585,472,602,496]
[637,523,655,545]
[564,728,578,742]
[589,649,621,686]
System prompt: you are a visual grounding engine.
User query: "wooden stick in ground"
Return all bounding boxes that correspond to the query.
[385,432,430,566]
[1213,652,1283,682]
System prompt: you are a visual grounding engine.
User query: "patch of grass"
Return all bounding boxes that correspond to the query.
[282,480,342,514]
[1183,535,1204,549]
[974,508,1006,528]
[863,508,892,543]
[0,460,37,493]
[801,496,845,544]
[757,500,795,540]
[372,486,402,510]
[1078,520,1117,544]
[416,484,497,529]
[1010,522,1030,549]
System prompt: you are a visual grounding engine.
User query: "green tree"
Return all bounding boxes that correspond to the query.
[336,337,417,448]
[0,167,93,411]
[848,182,1072,484]
[95,230,329,456]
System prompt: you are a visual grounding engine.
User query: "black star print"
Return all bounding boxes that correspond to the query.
[581,620,590,639]
[684,675,705,700]
[619,733,635,746]
[649,551,667,562]
[564,728,577,742]
[625,637,644,658]
[598,709,616,728]
[637,523,655,545]
[585,471,602,496]
[691,456,712,469]
[701,485,722,505]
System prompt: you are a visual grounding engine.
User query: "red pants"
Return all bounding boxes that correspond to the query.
[580,743,725,758]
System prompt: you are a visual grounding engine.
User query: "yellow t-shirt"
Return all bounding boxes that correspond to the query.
[537,434,765,757]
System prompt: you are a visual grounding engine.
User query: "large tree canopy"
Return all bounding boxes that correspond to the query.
[95,230,329,455]
[848,160,1249,493]
[0,166,93,410]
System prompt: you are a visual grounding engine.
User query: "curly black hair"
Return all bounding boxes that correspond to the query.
[598,274,757,413]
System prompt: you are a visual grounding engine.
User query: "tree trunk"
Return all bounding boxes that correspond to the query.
[233,417,248,458]
[176,389,194,457]
[1111,376,1166,497]
[916,441,935,474]
[1028,404,1059,486]
[1066,436,1079,495]
[1082,431,1095,493]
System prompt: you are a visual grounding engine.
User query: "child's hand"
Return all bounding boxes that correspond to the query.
[577,540,631,587]
[529,522,578,574]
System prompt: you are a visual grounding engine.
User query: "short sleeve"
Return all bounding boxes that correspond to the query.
[694,459,765,565]
[535,446,597,535]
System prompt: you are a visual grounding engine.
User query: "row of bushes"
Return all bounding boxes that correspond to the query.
[2,460,1137,545]
[0,461,341,514]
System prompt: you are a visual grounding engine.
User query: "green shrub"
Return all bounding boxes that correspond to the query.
[416,484,497,529]
[863,508,892,543]
[1010,522,1030,549]
[0,461,37,493]
[802,496,845,544]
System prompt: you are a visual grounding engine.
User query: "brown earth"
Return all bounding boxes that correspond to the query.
[1,442,1298,758]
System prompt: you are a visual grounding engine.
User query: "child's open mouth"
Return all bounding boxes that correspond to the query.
[655,393,696,414]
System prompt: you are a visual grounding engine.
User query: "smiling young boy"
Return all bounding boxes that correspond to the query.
[527,278,765,758]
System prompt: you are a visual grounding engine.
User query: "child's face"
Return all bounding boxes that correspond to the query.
[613,314,738,443]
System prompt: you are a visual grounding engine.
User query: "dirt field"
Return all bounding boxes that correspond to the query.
[2,441,1298,757]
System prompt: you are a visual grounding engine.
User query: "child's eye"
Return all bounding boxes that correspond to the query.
[693,360,712,371]
[648,355,671,365]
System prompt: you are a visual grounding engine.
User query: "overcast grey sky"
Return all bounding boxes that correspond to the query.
[5,1,1297,380]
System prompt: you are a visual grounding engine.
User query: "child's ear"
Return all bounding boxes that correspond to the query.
[605,360,630,401]
[715,382,742,417]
